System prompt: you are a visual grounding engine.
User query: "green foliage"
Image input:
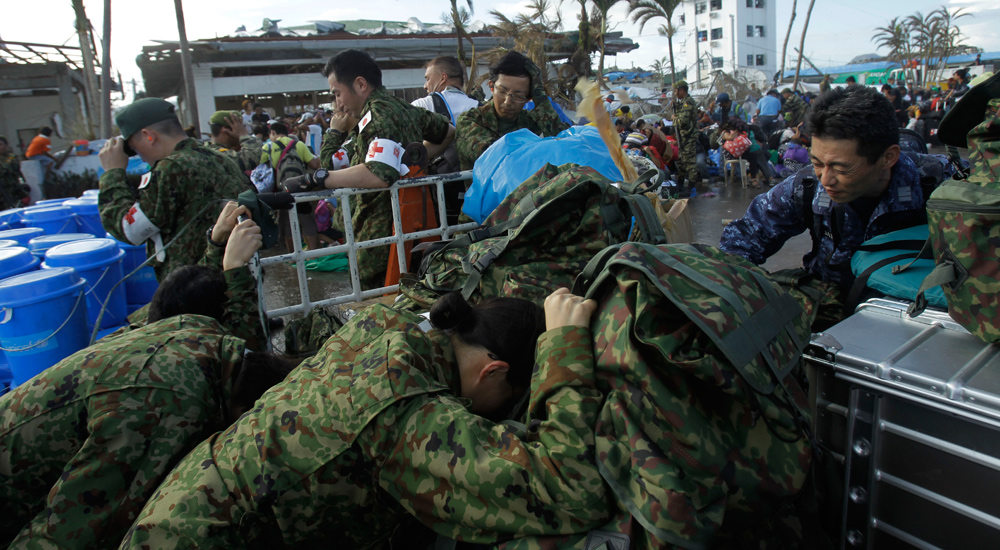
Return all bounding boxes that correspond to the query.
[42,169,100,200]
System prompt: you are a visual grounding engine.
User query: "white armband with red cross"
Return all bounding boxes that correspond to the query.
[330,148,350,170]
[365,138,408,176]
[121,202,166,262]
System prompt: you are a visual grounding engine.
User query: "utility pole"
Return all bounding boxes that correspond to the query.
[693,2,701,84]
[71,0,100,138]
[174,0,199,129]
[729,14,735,73]
[100,0,112,138]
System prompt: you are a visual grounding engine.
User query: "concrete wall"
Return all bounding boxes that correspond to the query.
[0,95,73,156]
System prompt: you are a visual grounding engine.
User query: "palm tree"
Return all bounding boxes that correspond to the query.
[872,16,908,80]
[791,0,816,90]
[627,0,682,86]
[651,56,668,86]
[448,0,475,66]
[592,0,627,90]
[778,0,798,86]
[487,0,565,92]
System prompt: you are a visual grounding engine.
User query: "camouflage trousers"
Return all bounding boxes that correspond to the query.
[674,132,701,184]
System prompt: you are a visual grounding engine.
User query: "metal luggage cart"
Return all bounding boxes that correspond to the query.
[806,298,1000,549]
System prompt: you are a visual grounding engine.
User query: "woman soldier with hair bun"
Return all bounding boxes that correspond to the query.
[124,288,608,548]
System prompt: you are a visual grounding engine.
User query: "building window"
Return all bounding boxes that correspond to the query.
[755,25,765,37]
[700,59,709,70]
[679,14,685,25]
[698,30,708,42]
[712,57,725,69]
[746,0,753,6]
[754,0,764,7]
[711,27,723,40]
[756,54,766,66]
[746,25,753,37]
[695,2,706,14]
[710,0,722,10]
[747,54,754,66]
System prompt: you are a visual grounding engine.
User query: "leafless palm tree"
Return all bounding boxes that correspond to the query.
[791,0,815,90]
[592,0,627,90]
[778,0,797,85]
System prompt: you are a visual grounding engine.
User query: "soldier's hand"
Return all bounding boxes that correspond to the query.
[212,201,250,244]
[223,218,262,270]
[226,113,248,138]
[544,287,597,330]
[282,174,314,193]
[330,110,352,133]
[99,137,129,171]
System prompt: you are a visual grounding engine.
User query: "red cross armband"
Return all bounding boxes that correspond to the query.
[365,138,408,176]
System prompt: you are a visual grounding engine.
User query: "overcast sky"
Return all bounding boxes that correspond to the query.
[4,0,999,91]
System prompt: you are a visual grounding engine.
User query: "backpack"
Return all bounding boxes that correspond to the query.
[425,92,466,225]
[501,242,813,549]
[270,138,311,214]
[909,95,1000,343]
[847,225,947,311]
[395,163,667,311]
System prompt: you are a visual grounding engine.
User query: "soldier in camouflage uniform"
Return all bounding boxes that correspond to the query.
[672,80,702,187]
[98,98,250,282]
[123,290,608,548]
[0,314,297,549]
[205,111,263,178]
[455,51,569,171]
[0,136,28,210]
[721,85,954,291]
[781,88,808,127]
[285,50,454,290]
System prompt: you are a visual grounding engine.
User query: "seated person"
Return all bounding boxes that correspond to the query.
[715,117,773,188]
[456,51,569,170]
[720,85,954,293]
[0,302,299,548]
[123,289,608,548]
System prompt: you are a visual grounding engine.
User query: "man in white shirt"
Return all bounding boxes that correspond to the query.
[411,56,479,125]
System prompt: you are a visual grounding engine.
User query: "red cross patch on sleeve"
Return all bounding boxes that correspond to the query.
[121,201,161,245]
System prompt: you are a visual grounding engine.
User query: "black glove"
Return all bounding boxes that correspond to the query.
[523,57,547,101]
[282,174,312,193]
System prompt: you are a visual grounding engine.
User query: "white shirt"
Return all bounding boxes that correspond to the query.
[411,86,480,125]
[305,124,322,155]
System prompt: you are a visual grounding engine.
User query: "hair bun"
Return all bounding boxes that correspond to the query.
[429,292,475,332]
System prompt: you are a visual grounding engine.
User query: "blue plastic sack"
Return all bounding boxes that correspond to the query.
[463,126,624,223]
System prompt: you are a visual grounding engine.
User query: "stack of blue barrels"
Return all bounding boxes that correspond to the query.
[0,189,158,394]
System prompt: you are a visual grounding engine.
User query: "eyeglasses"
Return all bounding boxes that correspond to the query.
[492,84,530,105]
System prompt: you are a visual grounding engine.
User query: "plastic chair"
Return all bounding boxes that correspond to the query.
[724,159,750,188]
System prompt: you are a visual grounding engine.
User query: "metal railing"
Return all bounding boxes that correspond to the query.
[255,170,476,346]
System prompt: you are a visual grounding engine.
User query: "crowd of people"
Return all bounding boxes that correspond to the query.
[0,42,991,548]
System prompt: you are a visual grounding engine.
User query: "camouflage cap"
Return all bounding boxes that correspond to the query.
[938,71,1000,147]
[674,80,688,90]
[209,110,240,126]
[116,98,178,141]
[781,88,793,94]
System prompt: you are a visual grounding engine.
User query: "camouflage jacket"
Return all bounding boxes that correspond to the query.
[321,87,450,288]
[782,93,808,126]
[456,99,569,171]
[99,138,250,282]
[672,96,699,138]
[720,152,954,288]
[205,135,263,174]
[123,304,607,548]
[0,152,26,210]
[0,315,244,549]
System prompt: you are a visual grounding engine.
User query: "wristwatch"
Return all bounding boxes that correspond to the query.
[325,128,345,137]
[311,169,329,188]
[206,227,226,248]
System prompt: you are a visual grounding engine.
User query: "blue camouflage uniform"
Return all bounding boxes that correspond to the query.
[720,152,953,288]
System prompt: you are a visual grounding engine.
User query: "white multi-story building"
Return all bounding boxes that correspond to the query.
[676,0,777,87]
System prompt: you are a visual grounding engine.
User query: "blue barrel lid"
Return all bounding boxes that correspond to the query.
[44,238,124,271]
[28,233,96,254]
[63,198,99,214]
[36,198,70,205]
[21,205,73,221]
[81,189,100,198]
[0,247,40,280]
[0,240,19,249]
[0,227,45,245]
[112,237,145,251]
[0,208,22,222]
[0,266,85,308]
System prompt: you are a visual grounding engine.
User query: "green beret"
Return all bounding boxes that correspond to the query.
[673,80,688,90]
[209,110,240,126]
[781,88,793,94]
[115,98,177,141]
[938,72,999,148]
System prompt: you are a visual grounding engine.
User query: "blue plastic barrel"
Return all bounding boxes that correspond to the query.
[43,239,126,330]
[64,198,104,236]
[36,198,70,206]
[28,233,95,260]
[0,247,40,280]
[0,267,88,386]
[81,189,100,198]
[0,227,43,247]
[0,209,24,231]
[22,206,76,235]
[114,239,158,306]
[0,240,19,249]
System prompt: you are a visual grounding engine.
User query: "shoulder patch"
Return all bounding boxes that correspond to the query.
[138,172,153,190]
[358,111,373,133]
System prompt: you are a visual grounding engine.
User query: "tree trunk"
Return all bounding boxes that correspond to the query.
[174,0,199,132]
[778,0,798,86]
[71,0,100,138]
[579,4,591,78]
[791,0,815,91]
[598,15,608,90]
[667,35,677,86]
[100,0,112,138]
